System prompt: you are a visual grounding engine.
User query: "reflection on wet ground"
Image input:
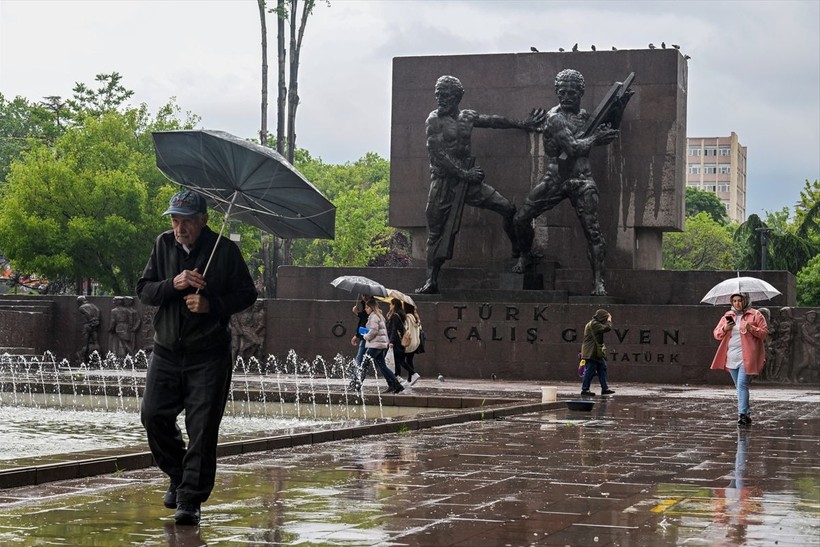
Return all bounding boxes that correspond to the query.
[0,383,817,546]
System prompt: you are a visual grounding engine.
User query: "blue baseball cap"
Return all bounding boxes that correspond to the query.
[163,190,207,216]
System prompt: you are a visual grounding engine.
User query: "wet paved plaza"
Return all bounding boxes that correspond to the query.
[0,381,817,546]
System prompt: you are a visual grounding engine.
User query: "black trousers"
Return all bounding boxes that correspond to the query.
[140,343,232,505]
[393,348,416,380]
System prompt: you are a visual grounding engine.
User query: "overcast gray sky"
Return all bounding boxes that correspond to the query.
[1,0,818,218]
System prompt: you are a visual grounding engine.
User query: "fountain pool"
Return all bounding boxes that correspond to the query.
[0,351,523,488]
[0,405,331,464]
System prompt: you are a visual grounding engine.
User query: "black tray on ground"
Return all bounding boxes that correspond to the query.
[565,400,595,411]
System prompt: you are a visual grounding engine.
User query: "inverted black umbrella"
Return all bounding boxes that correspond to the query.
[152,129,335,240]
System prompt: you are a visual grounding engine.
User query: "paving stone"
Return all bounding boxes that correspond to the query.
[0,381,816,545]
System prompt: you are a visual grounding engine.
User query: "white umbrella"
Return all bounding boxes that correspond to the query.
[700,276,781,305]
[377,289,417,308]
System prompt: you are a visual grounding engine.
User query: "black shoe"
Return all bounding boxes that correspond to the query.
[163,481,179,509]
[601,389,615,395]
[174,502,201,525]
[580,390,596,397]
[737,413,752,426]
[384,385,396,393]
[393,384,405,394]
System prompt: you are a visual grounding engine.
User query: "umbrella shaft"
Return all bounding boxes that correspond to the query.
[199,192,238,286]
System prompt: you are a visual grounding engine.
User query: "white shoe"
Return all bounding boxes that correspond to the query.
[409,373,421,386]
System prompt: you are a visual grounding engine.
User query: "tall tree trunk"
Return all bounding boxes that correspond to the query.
[276,0,286,155]
[258,0,268,146]
[286,0,299,164]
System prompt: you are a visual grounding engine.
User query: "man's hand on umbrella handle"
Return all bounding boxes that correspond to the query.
[174,268,206,291]
[183,294,210,314]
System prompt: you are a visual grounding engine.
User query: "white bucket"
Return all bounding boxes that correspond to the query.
[541,386,557,403]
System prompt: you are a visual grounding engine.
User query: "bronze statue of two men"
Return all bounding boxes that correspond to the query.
[417,69,634,297]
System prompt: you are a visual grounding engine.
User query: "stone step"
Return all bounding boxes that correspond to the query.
[414,289,571,303]
[0,347,37,355]
[0,298,55,312]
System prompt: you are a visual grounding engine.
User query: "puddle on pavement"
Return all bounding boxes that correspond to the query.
[0,398,816,545]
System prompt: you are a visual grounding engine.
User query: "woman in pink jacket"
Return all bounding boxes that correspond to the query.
[711,293,769,426]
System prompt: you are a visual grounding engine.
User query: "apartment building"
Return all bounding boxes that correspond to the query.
[685,132,747,223]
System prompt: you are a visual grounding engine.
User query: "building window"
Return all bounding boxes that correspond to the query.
[718,165,731,174]
[719,145,731,156]
[704,184,716,192]
[688,165,702,174]
[703,164,717,174]
[704,147,717,156]
[718,184,730,192]
[688,148,702,156]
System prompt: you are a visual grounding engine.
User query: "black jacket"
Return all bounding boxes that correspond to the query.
[386,313,406,352]
[136,226,258,354]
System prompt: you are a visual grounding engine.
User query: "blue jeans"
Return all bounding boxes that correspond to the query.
[352,348,401,390]
[728,365,750,416]
[354,338,366,366]
[581,358,609,391]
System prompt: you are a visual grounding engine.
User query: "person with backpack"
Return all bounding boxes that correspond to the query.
[386,298,418,388]
[401,302,423,386]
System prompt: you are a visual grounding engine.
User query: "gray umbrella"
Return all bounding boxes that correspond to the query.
[330,275,388,297]
[152,129,335,240]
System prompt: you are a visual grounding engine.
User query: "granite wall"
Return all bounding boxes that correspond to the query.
[2,292,816,387]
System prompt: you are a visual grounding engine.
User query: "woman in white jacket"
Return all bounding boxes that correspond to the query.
[351,299,405,394]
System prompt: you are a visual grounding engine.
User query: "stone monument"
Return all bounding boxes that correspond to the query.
[390,50,685,292]
[2,50,812,386]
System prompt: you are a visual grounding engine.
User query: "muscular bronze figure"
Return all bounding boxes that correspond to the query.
[417,75,544,294]
[513,69,633,296]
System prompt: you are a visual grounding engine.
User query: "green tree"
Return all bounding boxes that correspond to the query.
[257,1,326,295]
[685,186,728,224]
[0,112,163,294]
[733,213,768,270]
[263,0,325,163]
[663,212,734,270]
[796,254,820,306]
[290,151,398,267]
[66,72,135,122]
[768,230,816,273]
[0,94,64,181]
[0,96,203,295]
[795,179,820,242]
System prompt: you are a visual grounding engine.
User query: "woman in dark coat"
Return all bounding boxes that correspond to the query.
[386,298,417,386]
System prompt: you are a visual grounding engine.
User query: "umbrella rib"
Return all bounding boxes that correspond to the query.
[195,183,332,221]
[231,202,334,221]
